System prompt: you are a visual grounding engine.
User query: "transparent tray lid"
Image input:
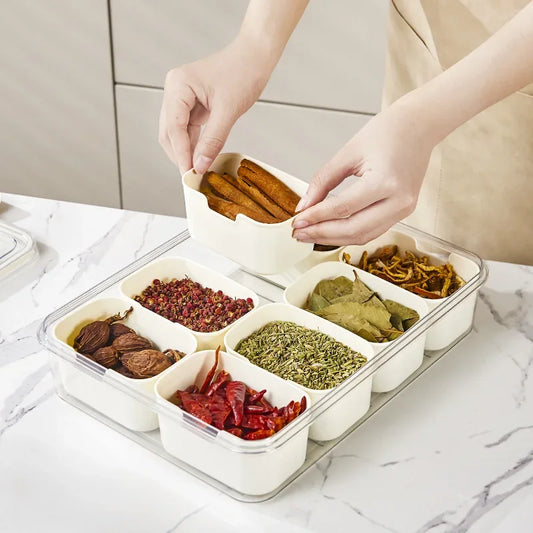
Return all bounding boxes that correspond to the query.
[0,220,37,281]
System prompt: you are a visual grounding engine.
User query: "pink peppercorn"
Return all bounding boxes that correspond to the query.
[133,277,254,332]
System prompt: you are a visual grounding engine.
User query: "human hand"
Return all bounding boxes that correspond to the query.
[159,39,272,175]
[292,99,439,245]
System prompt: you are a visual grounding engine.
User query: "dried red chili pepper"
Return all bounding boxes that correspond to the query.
[173,348,307,440]
[208,394,231,430]
[241,413,272,430]
[248,388,267,404]
[225,380,246,426]
[206,370,230,397]
[243,429,275,440]
[244,404,272,415]
[179,391,212,425]
[199,346,220,394]
[225,427,243,438]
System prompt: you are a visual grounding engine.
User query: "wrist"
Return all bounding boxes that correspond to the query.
[233,27,283,75]
[394,85,462,146]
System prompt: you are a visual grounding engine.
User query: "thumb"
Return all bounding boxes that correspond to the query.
[297,140,361,212]
[193,108,235,174]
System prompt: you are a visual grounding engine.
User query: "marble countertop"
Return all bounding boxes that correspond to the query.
[0,193,532,533]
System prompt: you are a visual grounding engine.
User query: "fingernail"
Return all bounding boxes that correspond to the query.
[294,230,311,242]
[292,219,309,229]
[193,155,212,174]
[296,194,309,212]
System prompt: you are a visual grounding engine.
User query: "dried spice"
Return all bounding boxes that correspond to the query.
[112,333,152,354]
[164,349,186,364]
[304,271,420,343]
[121,349,172,379]
[171,347,306,440]
[343,245,465,299]
[91,346,120,368]
[71,307,187,379]
[109,322,135,341]
[235,321,367,390]
[73,307,133,354]
[133,277,254,333]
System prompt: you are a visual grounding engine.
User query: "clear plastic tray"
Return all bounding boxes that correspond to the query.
[38,224,488,502]
[0,220,38,281]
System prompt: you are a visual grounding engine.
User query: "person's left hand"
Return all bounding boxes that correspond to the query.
[292,99,438,245]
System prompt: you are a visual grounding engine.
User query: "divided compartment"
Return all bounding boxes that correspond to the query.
[52,296,198,432]
[283,261,429,393]
[120,256,259,350]
[224,303,375,441]
[340,226,483,351]
[182,152,314,275]
[155,349,311,496]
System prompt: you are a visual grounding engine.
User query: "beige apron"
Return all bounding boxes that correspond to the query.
[383,0,533,265]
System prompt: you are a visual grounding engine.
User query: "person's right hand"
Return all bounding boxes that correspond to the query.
[159,39,272,175]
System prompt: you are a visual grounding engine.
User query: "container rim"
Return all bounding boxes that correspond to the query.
[0,220,38,281]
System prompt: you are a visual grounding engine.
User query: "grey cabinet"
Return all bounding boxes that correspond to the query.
[111,0,388,113]
[0,0,120,207]
[116,85,371,217]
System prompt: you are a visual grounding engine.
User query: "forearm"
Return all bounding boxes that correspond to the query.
[401,2,533,143]
[236,0,309,72]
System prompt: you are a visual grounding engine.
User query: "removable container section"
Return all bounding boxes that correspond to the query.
[341,226,484,351]
[120,256,259,350]
[224,303,375,441]
[182,152,313,275]
[53,296,198,431]
[155,349,311,495]
[0,220,38,281]
[261,246,345,288]
[283,261,429,393]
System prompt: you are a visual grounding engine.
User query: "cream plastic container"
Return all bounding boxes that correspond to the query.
[52,296,198,431]
[120,256,259,350]
[182,152,314,275]
[224,303,375,441]
[261,245,345,288]
[155,349,311,496]
[283,261,429,393]
[340,226,482,351]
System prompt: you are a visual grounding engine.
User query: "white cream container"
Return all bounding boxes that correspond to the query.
[341,227,482,351]
[155,349,311,496]
[120,256,259,350]
[182,152,314,275]
[260,245,345,288]
[224,303,375,441]
[53,296,198,432]
[283,262,429,393]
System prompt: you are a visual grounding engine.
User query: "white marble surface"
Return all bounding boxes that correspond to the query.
[0,193,532,533]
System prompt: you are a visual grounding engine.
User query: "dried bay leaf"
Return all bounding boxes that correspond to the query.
[315,276,353,302]
[318,301,392,331]
[306,270,420,343]
[383,299,420,329]
[306,292,330,312]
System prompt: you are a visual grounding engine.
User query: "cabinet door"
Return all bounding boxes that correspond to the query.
[116,85,370,216]
[111,0,388,113]
[0,0,120,207]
